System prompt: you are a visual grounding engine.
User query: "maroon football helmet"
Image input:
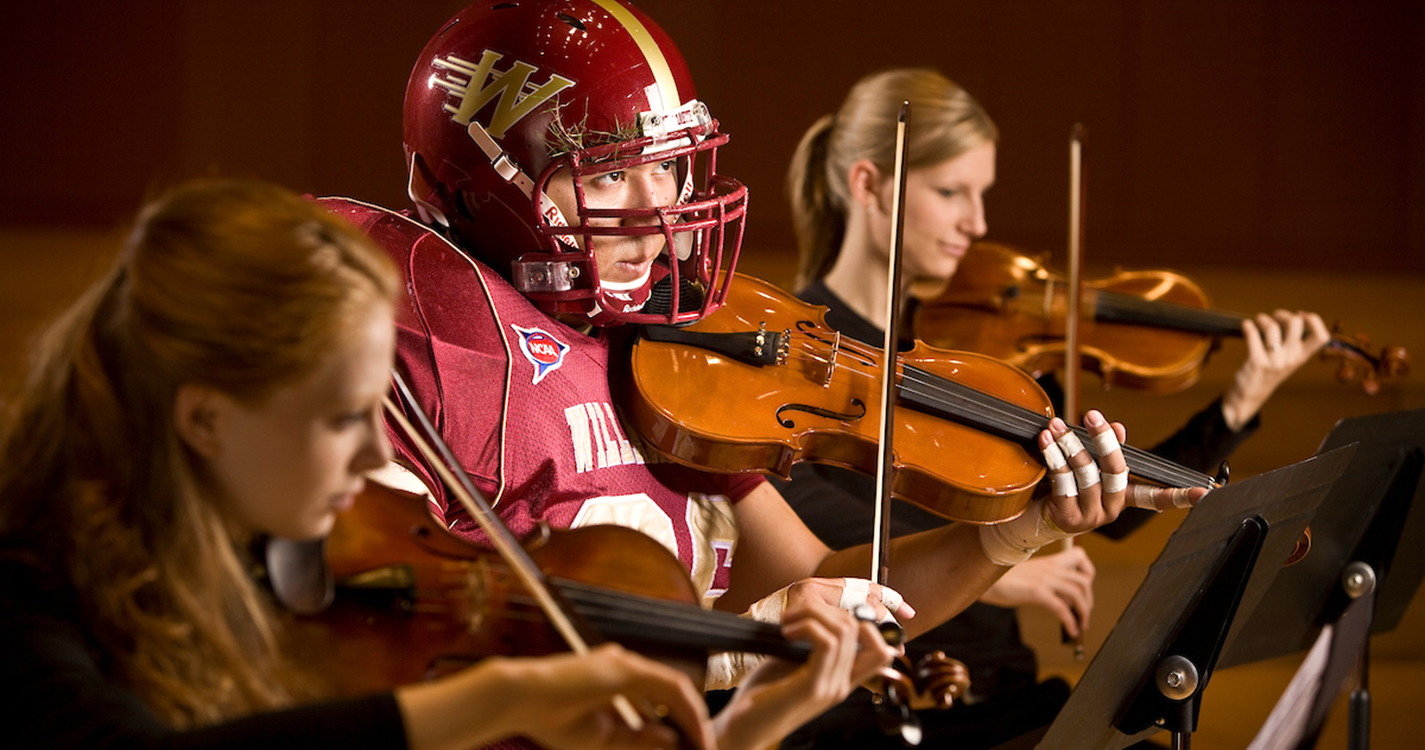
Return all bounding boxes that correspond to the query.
[402,0,748,326]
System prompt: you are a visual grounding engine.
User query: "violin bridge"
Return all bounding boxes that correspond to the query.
[822,330,840,388]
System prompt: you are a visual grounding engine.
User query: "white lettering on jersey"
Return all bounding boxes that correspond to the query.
[571,492,739,606]
[564,401,647,473]
[686,493,738,607]
[571,493,678,561]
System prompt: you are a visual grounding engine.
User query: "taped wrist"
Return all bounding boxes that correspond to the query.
[978,500,1075,566]
[705,585,787,690]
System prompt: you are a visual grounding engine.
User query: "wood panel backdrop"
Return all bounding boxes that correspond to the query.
[2,1,1422,746]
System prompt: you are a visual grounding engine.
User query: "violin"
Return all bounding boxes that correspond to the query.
[281,481,968,712]
[276,371,970,733]
[911,242,1410,395]
[282,481,805,697]
[623,272,1219,526]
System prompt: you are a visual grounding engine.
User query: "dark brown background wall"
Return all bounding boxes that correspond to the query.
[3,2,1424,745]
[4,0,1424,276]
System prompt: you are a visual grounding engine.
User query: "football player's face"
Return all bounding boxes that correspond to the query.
[546,159,679,286]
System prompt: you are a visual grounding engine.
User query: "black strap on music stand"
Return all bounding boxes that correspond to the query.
[1115,514,1266,743]
[1021,445,1355,750]
[1222,407,1425,750]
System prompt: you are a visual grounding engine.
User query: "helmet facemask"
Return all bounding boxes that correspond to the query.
[402,0,747,326]
[510,100,747,327]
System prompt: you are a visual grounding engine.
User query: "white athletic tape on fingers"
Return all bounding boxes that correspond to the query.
[1056,431,1086,458]
[706,650,769,691]
[759,578,908,626]
[1073,461,1102,489]
[879,585,905,615]
[1051,470,1079,497]
[978,500,1074,566]
[838,577,871,611]
[1042,441,1068,471]
[861,584,905,626]
[1129,484,1161,510]
[1172,487,1195,509]
[1092,428,1122,457]
[1103,470,1129,494]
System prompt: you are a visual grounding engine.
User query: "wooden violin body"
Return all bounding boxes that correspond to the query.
[623,274,1217,526]
[284,482,965,712]
[912,242,1409,395]
[914,242,1215,394]
[284,482,798,697]
[625,273,1050,524]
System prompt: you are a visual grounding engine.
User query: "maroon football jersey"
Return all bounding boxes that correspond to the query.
[323,197,762,605]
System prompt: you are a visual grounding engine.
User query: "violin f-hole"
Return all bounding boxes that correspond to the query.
[776,399,867,429]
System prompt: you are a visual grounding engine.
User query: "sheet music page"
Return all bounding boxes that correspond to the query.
[1245,623,1334,750]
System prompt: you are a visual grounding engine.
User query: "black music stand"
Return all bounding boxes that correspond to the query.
[1220,408,1425,750]
[1016,445,1356,750]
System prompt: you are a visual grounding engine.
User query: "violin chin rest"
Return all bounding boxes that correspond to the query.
[267,537,336,615]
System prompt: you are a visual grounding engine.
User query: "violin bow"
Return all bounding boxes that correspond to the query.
[1058,124,1089,660]
[871,101,912,588]
[1063,125,1087,427]
[382,370,647,731]
[869,99,963,735]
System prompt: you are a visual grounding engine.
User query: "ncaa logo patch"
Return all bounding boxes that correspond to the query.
[512,325,570,384]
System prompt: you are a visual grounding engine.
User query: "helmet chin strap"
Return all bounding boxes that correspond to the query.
[465,120,577,248]
[592,266,654,317]
[599,268,653,294]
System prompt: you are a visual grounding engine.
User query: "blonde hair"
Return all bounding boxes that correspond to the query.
[787,68,998,290]
[0,179,399,727]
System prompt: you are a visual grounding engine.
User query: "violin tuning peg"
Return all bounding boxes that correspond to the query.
[879,620,907,647]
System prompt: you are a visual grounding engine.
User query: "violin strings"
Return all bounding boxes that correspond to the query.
[466,556,808,659]
[900,365,1213,488]
[1094,289,1246,338]
[1096,288,1386,370]
[797,332,1214,489]
[482,588,791,649]
[814,334,1051,438]
[811,334,1051,446]
[551,580,809,660]
[553,582,766,639]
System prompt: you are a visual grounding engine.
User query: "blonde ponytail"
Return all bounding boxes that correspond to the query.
[787,68,998,289]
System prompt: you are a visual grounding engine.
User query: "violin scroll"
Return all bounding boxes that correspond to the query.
[889,651,971,711]
[874,652,972,745]
[1320,326,1410,396]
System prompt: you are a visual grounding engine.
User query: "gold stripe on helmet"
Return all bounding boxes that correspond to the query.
[590,0,681,110]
